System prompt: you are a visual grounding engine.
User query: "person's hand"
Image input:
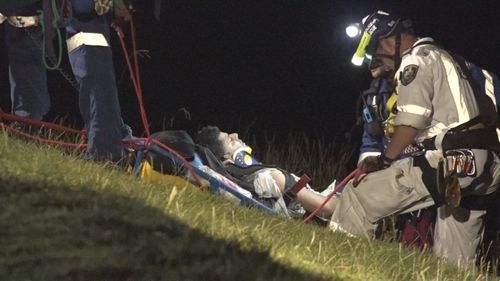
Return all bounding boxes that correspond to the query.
[359,155,385,173]
[353,155,394,187]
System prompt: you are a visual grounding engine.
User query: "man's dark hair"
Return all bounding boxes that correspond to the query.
[196,126,225,159]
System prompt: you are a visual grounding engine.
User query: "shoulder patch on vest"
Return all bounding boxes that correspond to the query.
[400,64,419,86]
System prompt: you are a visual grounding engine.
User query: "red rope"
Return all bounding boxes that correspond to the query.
[0,108,84,135]
[0,107,87,148]
[0,123,86,149]
[122,138,203,187]
[114,20,204,186]
[114,27,139,92]
[130,20,143,121]
[114,19,151,138]
[302,168,359,223]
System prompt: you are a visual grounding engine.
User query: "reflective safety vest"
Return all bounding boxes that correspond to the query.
[387,60,500,136]
[384,89,398,136]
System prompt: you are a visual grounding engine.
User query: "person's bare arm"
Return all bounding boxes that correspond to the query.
[269,170,336,218]
[383,125,418,160]
[296,189,336,218]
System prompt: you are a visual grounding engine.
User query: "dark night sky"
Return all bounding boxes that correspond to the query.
[1,0,500,143]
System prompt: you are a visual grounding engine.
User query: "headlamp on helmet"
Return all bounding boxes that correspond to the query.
[347,10,412,68]
[345,23,362,38]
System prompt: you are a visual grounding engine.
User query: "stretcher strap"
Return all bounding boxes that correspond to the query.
[290,174,311,195]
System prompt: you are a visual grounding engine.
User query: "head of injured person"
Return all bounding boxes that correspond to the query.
[196,126,246,160]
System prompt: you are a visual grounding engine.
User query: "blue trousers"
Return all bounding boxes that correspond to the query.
[5,24,50,120]
[66,16,125,161]
[5,9,125,161]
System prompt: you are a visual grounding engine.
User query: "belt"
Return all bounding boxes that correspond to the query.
[447,115,485,133]
[422,117,490,151]
[422,126,500,151]
[449,121,485,132]
[7,16,39,28]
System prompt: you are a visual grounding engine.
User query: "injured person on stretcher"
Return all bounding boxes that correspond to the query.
[139,126,340,220]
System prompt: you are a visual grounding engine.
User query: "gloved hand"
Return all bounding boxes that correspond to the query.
[353,155,394,187]
[359,155,385,173]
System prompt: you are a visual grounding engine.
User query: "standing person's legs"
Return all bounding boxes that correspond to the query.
[5,24,49,120]
[66,17,124,161]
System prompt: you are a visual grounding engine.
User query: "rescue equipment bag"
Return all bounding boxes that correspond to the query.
[397,208,435,249]
[452,54,499,127]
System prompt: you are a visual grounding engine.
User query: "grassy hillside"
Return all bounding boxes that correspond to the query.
[0,132,495,280]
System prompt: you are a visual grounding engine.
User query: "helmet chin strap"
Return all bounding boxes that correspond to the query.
[373,31,402,77]
[393,31,403,71]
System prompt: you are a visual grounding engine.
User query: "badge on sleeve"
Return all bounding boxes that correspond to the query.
[400,64,419,86]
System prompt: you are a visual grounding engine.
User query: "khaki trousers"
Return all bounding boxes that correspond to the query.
[330,149,500,267]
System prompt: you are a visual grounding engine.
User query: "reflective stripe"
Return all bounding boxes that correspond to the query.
[488,71,500,141]
[397,104,432,117]
[441,54,471,123]
[482,70,497,109]
[425,122,447,137]
[66,32,109,53]
[415,122,448,143]
[7,16,38,28]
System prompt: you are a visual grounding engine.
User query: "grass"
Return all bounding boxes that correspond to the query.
[0,131,498,280]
